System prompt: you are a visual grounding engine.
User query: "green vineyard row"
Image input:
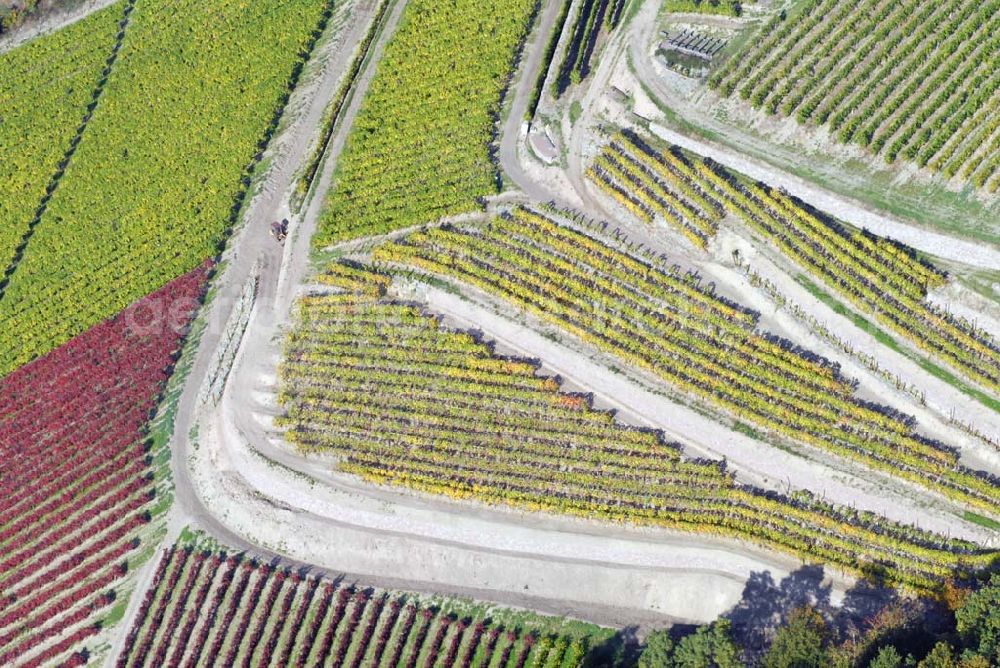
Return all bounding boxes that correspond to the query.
[372,207,1000,519]
[0,2,123,281]
[710,0,1000,190]
[315,0,537,247]
[586,130,1000,397]
[279,261,995,591]
[552,0,627,97]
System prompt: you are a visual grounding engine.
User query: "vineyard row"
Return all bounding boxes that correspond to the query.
[279,261,994,591]
[118,541,594,668]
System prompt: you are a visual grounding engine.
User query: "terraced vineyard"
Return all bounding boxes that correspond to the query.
[3,0,998,660]
[587,130,1000,397]
[553,0,628,96]
[373,208,1000,520]
[277,261,994,590]
[315,0,537,246]
[0,0,331,377]
[663,0,743,16]
[119,540,600,668]
[0,2,123,280]
[0,264,209,666]
[587,134,725,248]
[710,0,1000,189]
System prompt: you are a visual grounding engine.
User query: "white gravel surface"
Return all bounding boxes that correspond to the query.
[416,282,995,544]
[649,123,1000,270]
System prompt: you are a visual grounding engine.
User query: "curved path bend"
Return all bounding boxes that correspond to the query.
[161,0,822,628]
[163,0,995,635]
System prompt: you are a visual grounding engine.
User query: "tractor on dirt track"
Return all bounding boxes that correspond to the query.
[270,219,288,244]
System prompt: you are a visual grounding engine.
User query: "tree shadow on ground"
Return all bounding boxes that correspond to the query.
[723,564,904,660]
[582,625,641,668]
[579,565,909,666]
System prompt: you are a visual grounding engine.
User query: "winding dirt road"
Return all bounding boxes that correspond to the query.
[165,0,817,626]
[160,0,995,634]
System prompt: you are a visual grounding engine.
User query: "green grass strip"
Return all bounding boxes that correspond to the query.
[962,511,1000,531]
[795,275,1000,415]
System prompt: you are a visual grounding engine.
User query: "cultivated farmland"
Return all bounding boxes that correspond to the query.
[588,130,1000,398]
[711,0,1000,189]
[0,264,209,666]
[0,0,330,377]
[119,540,604,668]
[0,2,122,278]
[315,0,537,246]
[2,0,998,663]
[278,260,993,591]
[373,208,1000,519]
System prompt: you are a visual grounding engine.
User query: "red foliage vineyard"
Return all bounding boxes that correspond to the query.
[118,542,592,668]
[0,262,210,666]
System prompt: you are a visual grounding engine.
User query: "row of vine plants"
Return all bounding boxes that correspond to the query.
[117,538,599,667]
[0,262,210,666]
[591,129,1000,397]
[0,1,123,283]
[294,0,393,203]
[552,0,627,97]
[709,0,1000,189]
[315,0,538,246]
[277,260,996,591]
[371,207,1000,523]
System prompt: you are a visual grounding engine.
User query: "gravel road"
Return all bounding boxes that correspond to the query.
[124,0,1000,641]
